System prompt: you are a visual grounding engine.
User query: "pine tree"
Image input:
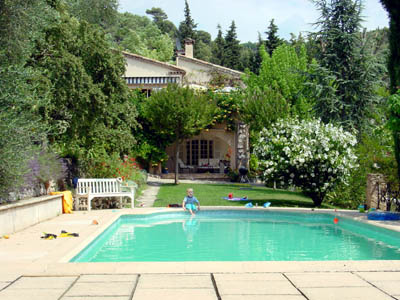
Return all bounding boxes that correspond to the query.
[211,24,225,65]
[250,33,264,74]
[178,0,197,45]
[224,21,241,70]
[265,19,282,56]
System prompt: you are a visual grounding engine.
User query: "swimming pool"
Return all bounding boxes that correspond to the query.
[70,210,400,262]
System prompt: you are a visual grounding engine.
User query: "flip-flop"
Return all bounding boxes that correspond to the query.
[60,230,79,237]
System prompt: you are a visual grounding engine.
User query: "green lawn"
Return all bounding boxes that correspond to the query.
[153,183,334,209]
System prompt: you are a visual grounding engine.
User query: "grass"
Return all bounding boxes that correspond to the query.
[153,183,334,209]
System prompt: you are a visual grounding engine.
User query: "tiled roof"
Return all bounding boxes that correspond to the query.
[122,51,186,75]
[177,55,243,77]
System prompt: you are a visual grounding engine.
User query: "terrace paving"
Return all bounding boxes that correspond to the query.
[1,178,400,299]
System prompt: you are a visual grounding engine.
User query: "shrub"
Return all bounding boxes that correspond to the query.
[254,118,358,206]
[325,126,398,208]
[85,153,147,188]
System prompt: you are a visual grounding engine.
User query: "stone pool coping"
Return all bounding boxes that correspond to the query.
[2,206,400,277]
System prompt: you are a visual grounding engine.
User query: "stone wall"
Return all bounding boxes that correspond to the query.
[0,194,63,236]
[366,173,387,209]
[236,122,250,169]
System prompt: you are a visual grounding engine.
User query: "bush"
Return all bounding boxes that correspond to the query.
[85,153,147,188]
[227,168,239,182]
[254,118,358,206]
[325,126,398,208]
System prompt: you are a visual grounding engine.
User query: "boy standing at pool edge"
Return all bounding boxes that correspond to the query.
[182,188,200,215]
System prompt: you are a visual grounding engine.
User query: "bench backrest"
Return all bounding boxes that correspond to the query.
[77,178,123,195]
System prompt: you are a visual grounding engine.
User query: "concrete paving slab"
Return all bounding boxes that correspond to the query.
[221,296,307,300]
[78,274,138,282]
[216,280,300,296]
[0,274,19,282]
[366,281,400,296]
[0,288,65,300]
[356,271,400,281]
[62,297,129,300]
[138,274,212,289]
[285,272,370,287]
[301,286,394,300]
[132,288,217,300]
[41,263,118,275]
[215,273,287,281]
[7,276,77,289]
[64,281,134,297]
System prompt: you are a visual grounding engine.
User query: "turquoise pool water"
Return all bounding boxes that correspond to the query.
[71,210,400,262]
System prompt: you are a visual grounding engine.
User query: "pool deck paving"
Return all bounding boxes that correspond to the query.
[2,179,400,299]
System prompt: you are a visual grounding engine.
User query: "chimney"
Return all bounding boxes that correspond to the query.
[184,38,194,58]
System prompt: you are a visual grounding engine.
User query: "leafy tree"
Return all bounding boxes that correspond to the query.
[211,24,225,65]
[312,0,380,133]
[107,13,174,62]
[145,7,168,24]
[66,0,118,28]
[265,19,283,55]
[224,21,241,70]
[0,0,52,200]
[178,0,197,44]
[240,88,289,134]
[380,0,400,178]
[0,0,52,65]
[29,6,138,165]
[242,43,314,131]
[143,84,216,184]
[0,65,47,201]
[146,7,178,38]
[194,40,212,61]
[194,30,212,61]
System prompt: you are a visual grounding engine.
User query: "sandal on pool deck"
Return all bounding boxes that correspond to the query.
[59,230,79,237]
[41,233,57,240]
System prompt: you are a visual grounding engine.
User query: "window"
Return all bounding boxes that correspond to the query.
[187,139,213,165]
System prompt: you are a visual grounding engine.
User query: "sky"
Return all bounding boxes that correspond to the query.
[118,0,389,43]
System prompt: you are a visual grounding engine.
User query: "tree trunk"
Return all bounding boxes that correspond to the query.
[306,191,324,207]
[174,141,180,185]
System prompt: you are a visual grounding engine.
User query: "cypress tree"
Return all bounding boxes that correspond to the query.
[224,20,241,70]
[178,0,197,45]
[211,24,225,65]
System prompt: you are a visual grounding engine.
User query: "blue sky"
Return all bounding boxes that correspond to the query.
[118,0,389,43]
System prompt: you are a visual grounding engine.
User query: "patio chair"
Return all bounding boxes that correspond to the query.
[178,158,194,173]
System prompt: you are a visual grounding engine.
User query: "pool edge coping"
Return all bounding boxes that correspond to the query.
[60,206,400,265]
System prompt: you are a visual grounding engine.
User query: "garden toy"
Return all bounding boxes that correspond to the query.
[223,196,249,201]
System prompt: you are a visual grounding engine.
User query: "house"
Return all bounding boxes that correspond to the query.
[122,40,249,179]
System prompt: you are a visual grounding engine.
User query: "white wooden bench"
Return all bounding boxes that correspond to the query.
[75,178,137,211]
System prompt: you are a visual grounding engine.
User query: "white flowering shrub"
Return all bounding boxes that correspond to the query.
[254,118,358,206]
